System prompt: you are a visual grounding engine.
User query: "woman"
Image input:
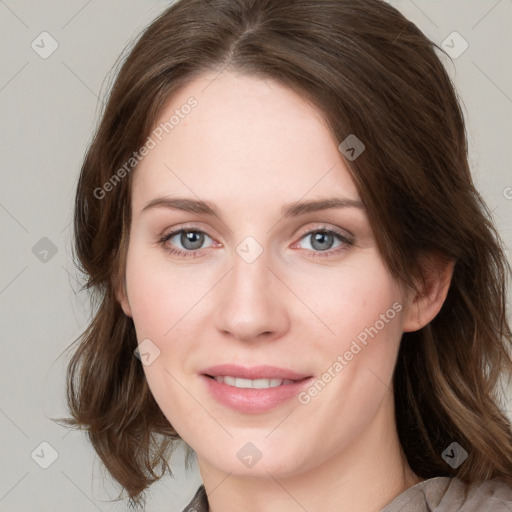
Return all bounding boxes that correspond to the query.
[58,0,512,510]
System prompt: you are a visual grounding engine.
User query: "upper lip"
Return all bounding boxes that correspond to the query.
[202,364,310,381]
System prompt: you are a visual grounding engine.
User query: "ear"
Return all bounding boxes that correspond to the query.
[116,280,133,318]
[401,254,455,332]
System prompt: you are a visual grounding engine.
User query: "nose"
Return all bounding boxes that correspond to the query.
[214,248,290,343]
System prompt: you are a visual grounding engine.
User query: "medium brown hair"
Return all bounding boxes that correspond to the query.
[56,0,512,508]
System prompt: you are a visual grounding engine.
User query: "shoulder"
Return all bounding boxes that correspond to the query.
[181,485,208,512]
[459,478,512,511]
[382,476,512,512]
[183,479,512,512]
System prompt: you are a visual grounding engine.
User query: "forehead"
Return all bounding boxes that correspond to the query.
[132,71,360,212]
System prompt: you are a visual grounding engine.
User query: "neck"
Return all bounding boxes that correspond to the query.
[197,391,422,512]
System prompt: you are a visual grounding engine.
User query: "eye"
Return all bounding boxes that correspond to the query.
[158,227,217,258]
[293,226,354,258]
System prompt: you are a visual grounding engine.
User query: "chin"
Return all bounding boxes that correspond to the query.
[194,436,314,479]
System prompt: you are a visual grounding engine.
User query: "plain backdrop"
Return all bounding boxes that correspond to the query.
[1,1,511,511]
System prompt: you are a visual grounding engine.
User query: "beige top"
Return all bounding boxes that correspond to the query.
[181,477,512,511]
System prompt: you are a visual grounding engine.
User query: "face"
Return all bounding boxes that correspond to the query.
[119,71,415,478]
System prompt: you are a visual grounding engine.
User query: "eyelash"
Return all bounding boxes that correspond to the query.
[157,224,354,260]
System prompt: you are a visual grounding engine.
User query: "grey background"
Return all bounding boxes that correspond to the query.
[1,1,511,511]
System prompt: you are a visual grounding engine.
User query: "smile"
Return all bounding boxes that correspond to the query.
[210,376,296,388]
[200,365,313,413]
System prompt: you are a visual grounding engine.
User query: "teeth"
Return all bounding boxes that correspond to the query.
[213,376,294,388]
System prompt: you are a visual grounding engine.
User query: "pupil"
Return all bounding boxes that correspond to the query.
[312,232,333,251]
[182,231,204,250]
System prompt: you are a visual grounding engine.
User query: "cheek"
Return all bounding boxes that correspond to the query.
[310,268,402,415]
[291,253,404,413]
[124,244,208,340]
[290,273,403,458]
[291,253,403,351]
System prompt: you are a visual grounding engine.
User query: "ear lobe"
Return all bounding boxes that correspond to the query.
[402,255,455,333]
[116,282,133,318]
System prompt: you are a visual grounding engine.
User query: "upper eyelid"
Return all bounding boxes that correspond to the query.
[295,223,353,239]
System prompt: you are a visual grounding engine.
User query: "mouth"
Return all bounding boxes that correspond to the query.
[200,364,313,413]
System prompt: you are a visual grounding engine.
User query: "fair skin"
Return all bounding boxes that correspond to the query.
[117,71,453,512]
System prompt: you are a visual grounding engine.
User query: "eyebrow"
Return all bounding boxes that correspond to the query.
[140,196,364,218]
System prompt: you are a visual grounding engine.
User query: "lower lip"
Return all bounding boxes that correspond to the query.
[201,375,313,413]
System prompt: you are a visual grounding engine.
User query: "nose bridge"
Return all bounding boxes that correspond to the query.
[214,239,289,341]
